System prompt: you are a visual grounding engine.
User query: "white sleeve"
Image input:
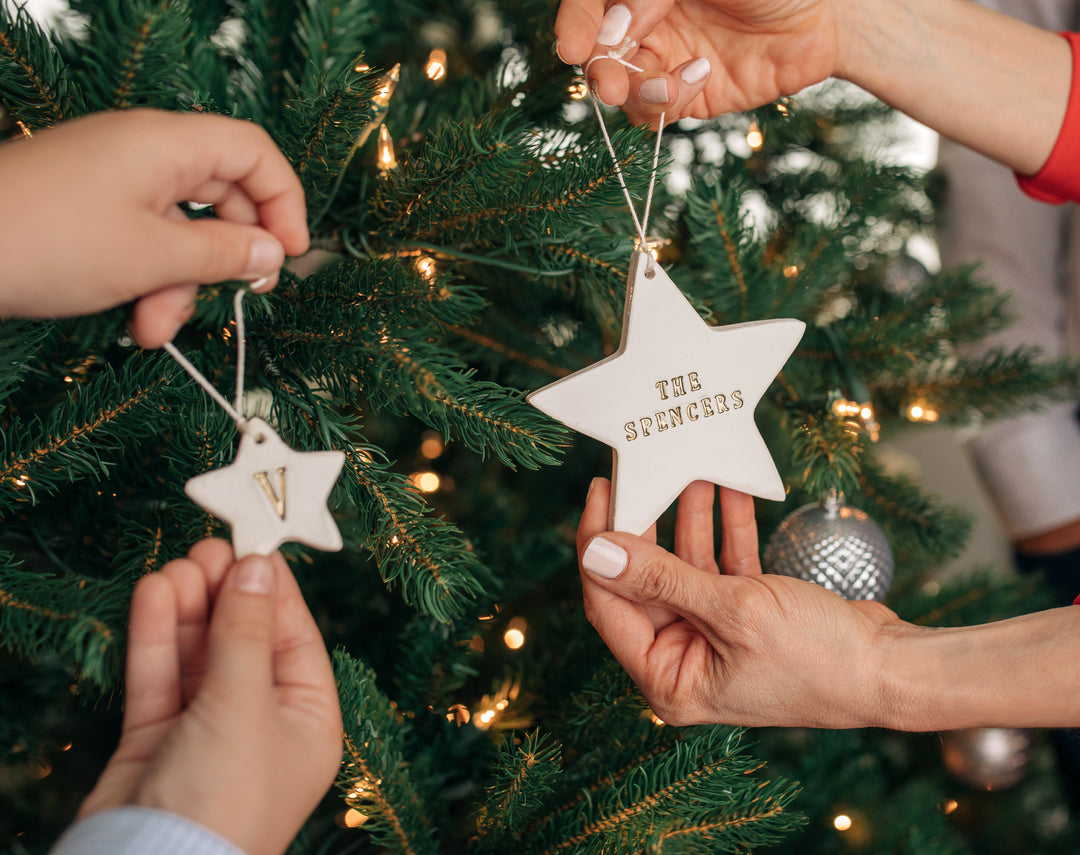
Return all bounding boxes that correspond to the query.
[49,807,247,855]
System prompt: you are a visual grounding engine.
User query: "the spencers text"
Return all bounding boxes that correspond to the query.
[624,371,742,441]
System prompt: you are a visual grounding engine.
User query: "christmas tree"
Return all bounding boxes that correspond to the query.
[2,0,1079,852]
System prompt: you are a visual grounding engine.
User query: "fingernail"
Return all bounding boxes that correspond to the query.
[233,556,274,594]
[248,275,275,292]
[582,537,628,579]
[597,4,631,47]
[245,237,282,279]
[589,80,613,108]
[639,77,669,104]
[681,57,711,85]
[554,37,567,64]
[586,476,601,501]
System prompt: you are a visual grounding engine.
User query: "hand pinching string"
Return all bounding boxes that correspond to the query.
[528,55,805,535]
[164,290,345,557]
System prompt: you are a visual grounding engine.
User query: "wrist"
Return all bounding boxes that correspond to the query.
[873,609,1080,731]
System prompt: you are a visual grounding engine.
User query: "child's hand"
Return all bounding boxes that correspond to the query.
[78,539,342,855]
[0,109,309,347]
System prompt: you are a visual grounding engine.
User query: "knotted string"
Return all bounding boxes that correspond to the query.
[584,44,667,260]
[163,288,250,431]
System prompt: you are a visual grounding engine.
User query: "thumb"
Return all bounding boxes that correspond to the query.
[204,554,278,698]
[152,217,285,288]
[581,532,717,618]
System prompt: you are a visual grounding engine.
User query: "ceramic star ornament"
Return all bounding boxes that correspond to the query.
[185,417,346,557]
[528,252,805,535]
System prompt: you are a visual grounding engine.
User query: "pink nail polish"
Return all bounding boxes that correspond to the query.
[582,537,628,579]
[640,77,669,104]
[681,57,711,85]
[597,4,631,47]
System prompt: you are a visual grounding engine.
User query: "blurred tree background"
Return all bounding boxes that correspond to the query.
[2,0,1079,852]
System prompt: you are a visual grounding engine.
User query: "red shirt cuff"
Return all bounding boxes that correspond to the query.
[1016,31,1080,205]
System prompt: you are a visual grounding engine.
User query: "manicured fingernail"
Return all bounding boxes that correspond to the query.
[554,38,567,64]
[248,275,275,292]
[246,237,282,279]
[597,4,631,47]
[233,556,274,594]
[681,57,711,85]
[640,77,669,104]
[586,477,601,501]
[582,537,628,579]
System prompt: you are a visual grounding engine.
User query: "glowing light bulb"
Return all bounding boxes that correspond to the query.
[503,628,525,649]
[420,433,444,459]
[411,471,441,493]
[425,48,447,81]
[907,398,939,423]
[354,61,370,73]
[377,124,398,171]
[833,815,852,832]
[373,63,400,108]
[416,255,437,281]
[746,121,764,151]
[782,264,799,279]
[503,616,527,650]
[830,398,860,419]
[568,78,589,100]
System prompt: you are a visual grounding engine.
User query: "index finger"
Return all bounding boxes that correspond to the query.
[164,112,310,257]
[555,0,606,66]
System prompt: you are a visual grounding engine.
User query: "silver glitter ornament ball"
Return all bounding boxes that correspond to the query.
[763,493,894,601]
[940,727,1033,791]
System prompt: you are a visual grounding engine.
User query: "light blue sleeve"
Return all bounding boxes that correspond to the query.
[50,807,247,855]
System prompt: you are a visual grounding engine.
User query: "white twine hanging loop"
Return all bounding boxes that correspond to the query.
[584,48,667,260]
[163,288,250,431]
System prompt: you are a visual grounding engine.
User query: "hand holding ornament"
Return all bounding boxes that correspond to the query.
[0,109,310,347]
[578,479,1080,730]
[555,0,1070,177]
[72,539,341,855]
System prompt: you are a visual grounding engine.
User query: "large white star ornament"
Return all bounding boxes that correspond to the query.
[528,252,805,535]
[184,418,346,558]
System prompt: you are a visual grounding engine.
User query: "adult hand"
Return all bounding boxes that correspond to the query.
[78,539,342,855]
[0,109,310,347]
[554,0,839,125]
[555,0,1069,176]
[576,478,912,728]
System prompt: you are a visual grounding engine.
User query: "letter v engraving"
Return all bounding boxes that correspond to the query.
[254,467,287,519]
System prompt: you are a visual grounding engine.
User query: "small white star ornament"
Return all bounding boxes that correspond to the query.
[528,252,805,535]
[184,417,346,557]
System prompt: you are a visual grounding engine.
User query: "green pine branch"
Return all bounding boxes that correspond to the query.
[474,729,563,851]
[67,0,194,110]
[334,649,441,855]
[0,354,179,517]
[529,727,801,855]
[0,1,78,128]
[0,550,128,687]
